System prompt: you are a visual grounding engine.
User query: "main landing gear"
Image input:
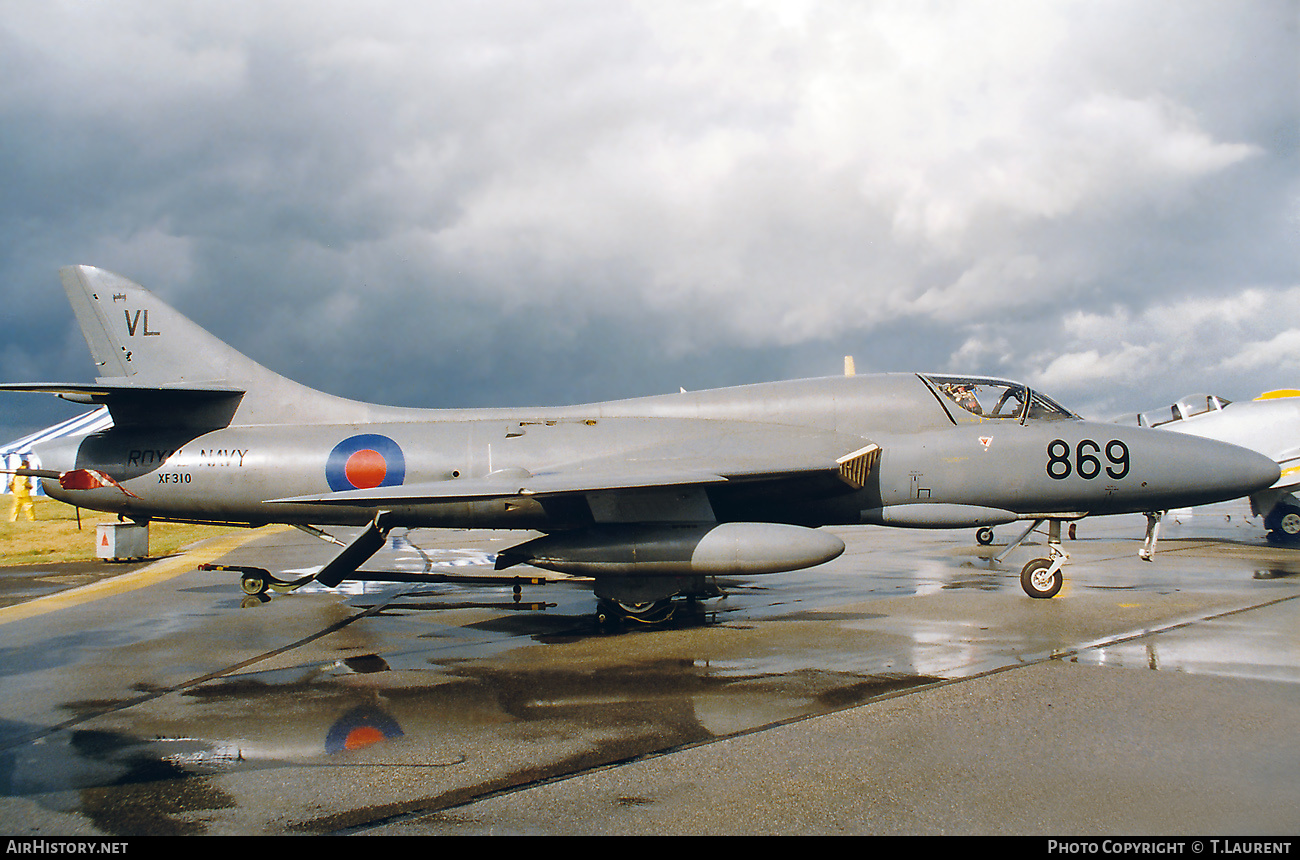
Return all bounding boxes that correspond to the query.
[595,598,677,626]
[592,576,724,627]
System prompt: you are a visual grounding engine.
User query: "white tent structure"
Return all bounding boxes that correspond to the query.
[2,407,112,496]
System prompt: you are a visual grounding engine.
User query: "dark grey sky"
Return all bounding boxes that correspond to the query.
[2,1,1296,441]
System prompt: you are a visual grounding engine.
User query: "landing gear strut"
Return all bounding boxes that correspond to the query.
[1139,511,1165,561]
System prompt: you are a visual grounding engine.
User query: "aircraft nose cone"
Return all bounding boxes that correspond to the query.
[1128,428,1282,512]
[1193,437,1281,501]
[1235,446,1283,494]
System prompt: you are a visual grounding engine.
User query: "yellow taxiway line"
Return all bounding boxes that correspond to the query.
[0,526,290,626]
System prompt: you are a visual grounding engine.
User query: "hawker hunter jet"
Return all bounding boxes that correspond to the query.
[0,267,1280,615]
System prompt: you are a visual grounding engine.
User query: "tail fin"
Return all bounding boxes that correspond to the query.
[58,266,373,427]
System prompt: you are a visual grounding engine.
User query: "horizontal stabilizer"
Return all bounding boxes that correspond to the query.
[0,382,245,430]
[0,382,243,396]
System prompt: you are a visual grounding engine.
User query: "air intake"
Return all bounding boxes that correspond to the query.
[836,444,881,489]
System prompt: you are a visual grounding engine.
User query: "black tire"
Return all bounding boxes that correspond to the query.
[617,599,675,624]
[976,527,995,546]
[1266,504,1300,543]
[1020,558,1063,599]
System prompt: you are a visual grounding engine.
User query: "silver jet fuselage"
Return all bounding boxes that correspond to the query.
[35,372,1276,532]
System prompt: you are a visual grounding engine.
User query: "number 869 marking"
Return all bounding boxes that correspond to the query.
[1047,439,1130,480]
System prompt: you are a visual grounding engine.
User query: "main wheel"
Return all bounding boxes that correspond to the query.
[617,599,675,624]
[1020,558,1063,599]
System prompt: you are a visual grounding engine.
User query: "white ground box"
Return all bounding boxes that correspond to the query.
[96,521,149,561]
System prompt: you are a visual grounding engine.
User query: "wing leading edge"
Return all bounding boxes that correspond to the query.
[269,468,730,506]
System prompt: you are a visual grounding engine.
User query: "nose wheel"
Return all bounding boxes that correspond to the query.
[1020,555,1064,599]
[996,518,1073,598]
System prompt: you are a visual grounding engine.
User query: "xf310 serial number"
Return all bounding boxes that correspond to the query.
[1046,439,1130,480]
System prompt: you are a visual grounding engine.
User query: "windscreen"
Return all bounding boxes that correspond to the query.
[923,375,1078,423]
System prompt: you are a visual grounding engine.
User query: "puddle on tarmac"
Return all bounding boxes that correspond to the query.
[1067,620,1300,683]
[1,652,940,834]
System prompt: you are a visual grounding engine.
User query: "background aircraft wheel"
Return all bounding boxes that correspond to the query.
[1266,504,1300,544]
[976,527,995,546]
[1020,558,1062,599]
[240,571,269,596]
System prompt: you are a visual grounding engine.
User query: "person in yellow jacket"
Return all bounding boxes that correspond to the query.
[8,460,36,522]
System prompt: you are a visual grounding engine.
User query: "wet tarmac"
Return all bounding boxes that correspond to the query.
[0,503,1297,836]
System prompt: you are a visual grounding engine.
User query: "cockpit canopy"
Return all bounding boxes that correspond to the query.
[1133,394,1231,428]
[922,374,1078,423]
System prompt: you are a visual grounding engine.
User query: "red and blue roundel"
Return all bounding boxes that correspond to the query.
[326,434,406,492]
[325,704,404,753]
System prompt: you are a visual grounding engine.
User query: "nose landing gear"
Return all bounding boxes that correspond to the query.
[995,518,1076,598]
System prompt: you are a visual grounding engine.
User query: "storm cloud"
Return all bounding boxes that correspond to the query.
[1,0,1296,440]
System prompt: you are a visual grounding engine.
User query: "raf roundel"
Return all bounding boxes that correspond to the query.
[326,434,406,492]
[325,704,404,753]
